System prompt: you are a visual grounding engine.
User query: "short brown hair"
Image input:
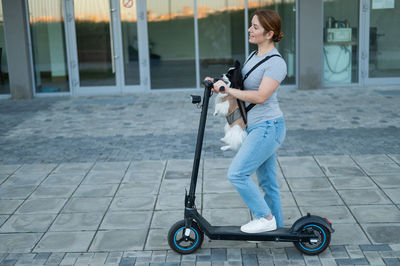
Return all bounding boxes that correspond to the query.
[252,9,284,42]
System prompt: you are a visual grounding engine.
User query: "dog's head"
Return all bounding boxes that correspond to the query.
[221,61,243,90]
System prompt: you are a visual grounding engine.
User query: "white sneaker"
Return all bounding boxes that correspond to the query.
[240,216,277,233]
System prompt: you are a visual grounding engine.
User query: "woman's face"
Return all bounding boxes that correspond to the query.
[248,15,272,44]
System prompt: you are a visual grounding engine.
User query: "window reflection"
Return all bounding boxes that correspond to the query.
[147,0,196,89]
[28,0,70,93]
[198,0,246,81]
[248,0,296,85]
[0,3,10,94]
[369,2,400,78]
[74,0,115,86]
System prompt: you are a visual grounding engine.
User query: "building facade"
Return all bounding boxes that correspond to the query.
[0,0,399,99]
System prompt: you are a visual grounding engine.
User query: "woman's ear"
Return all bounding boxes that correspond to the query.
[265,30,274,40]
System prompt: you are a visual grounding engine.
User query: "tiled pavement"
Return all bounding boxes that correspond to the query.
[0,155,399,265]
[0,85,400,265]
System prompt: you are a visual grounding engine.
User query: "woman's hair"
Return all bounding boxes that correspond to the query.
[253,9,284,42]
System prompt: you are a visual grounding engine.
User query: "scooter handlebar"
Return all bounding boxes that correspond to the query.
[201,79,225,92]
[201,80,214,89]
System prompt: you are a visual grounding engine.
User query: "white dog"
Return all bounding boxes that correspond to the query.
[213,62,247,151]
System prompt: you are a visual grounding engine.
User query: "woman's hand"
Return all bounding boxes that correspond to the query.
[213,80,229,94]
[204,77,214,83]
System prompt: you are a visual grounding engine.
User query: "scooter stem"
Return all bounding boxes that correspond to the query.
[187,82,213,207]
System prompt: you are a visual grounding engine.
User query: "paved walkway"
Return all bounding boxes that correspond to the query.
[0,85,400,265]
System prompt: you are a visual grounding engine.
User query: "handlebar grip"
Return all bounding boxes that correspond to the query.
[202,80,214,89]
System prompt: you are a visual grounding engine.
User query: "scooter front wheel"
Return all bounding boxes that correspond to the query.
[168,220,204,254]
[293,223,331,255]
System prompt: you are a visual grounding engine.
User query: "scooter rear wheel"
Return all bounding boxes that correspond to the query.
[168,220,204,254]
[293,223,331,255]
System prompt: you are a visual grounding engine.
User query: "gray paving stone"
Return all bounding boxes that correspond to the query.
[286,177,332,191]
[314,155,365,177]
[0,165,21,175]
[144,228,169,250]
[29,185,76,199]
[382,258,400,266]
[52,162,93,174]
[0,214,56,233]
[299,206,355,224]
[0,233,42,252]
[72,184,119,197]
[388,154,400,164]
[0,215,8,227]
[349,205,400,223]
[109,196,156,212]
[0,186,37,200]
[46,252,66,264]
[159,179,194,195]
[281,206,302,227]
[345,245,364,258]
[100,211,152,230]
[329,245,348,258]
[202,209,250,227]
[34,253,51,260]
[203,194,246,209]
[352,158,400,175]
[105,252,123,264]
[203,179,236,194]
[328,176,377,190]
[117,182,160,197]
[15,198,67,214]
[82,171,125,185]
[362,223,400,244]
[292,190,343,207]
[337,189,392,205]
[62,197,112,213]
[360,244,392,251]
[1,173,47,186]
[335,257,369,265]
[90,252,109,264]
[49,212,104,231]
[330,224,370,245]
[364,250,386,265]
[90,230,147,252]
[151,211,183,229]
[370,175,400,188]
[156,194,201,210]
[34,231,95,252]
[41,173,86,186]
[383,188,400,204]
[279,157,325,178]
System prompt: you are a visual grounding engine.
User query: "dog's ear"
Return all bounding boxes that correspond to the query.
[234,60,241,68]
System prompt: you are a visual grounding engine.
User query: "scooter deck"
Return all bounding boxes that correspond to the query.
[206,226,308,242]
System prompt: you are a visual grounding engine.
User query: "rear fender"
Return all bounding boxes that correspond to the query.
[291,213,334,233]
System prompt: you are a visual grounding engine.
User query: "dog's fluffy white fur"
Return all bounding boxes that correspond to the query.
[213,73,247,151]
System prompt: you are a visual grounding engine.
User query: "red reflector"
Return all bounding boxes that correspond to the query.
[325,218,332,225]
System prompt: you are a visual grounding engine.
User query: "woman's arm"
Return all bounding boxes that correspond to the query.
[213,77,280,104]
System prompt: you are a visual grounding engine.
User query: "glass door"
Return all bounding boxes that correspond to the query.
[368,0,400,82]
[65,0,149,95]
[360,0,400,85]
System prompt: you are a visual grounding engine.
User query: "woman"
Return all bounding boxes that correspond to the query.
[210,9,287,233]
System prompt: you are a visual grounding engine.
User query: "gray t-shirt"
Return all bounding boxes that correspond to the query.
[241,48,287,126]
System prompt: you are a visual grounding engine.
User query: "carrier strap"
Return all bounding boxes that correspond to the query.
[226,109,242,125]
[241,53,282,115]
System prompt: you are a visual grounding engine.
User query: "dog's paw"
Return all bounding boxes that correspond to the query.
[221,145,231,151]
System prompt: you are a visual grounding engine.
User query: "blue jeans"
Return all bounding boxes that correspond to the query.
[227,117,286,228]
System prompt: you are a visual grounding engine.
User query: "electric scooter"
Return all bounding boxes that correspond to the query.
[167,80,334,256]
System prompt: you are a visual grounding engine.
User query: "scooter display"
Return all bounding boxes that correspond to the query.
[167,80,334,255]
